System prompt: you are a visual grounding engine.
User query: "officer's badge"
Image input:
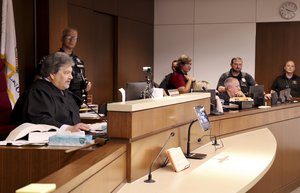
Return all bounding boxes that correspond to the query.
[76,57,82,63]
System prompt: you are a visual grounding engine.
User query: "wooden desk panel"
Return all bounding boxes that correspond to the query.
[118,128,277,193]
[107,94,210,182]
[108,98,210,139]
[108,94,210,139]
[0,146,92,193]
[209,103,300,136]
[39,143,127,193]
[206,103,300,192]
[247,118,300,193]
[123,101,300,190]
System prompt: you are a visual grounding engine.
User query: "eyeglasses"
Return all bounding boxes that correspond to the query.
[64,35,78,41]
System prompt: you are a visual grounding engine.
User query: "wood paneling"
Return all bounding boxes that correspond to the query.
[0,147,92,193]
[68,4,114,105]
[108,97,210,182]
[39,143,127,193]
[36,0,49,63]
[117,0,154,24]
[48,0,68,53]
[117,17,154,91]
[108,98,210,139]
[202,103,300,193]
[248,118,300,193]
[11,0,154,105]
[42,0,154,104]
[69,153,126,193]
[13,0,35,92]
[109,99,300,190]
[255,22,300,93]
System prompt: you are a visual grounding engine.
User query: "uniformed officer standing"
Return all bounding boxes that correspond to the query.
[35,28,92,105]
[58,28,91,104]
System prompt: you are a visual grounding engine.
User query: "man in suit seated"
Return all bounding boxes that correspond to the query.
[10,52,90,132]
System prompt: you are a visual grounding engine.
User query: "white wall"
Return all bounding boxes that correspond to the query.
[154,0,300,88]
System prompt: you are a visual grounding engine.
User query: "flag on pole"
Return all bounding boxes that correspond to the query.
[1,0,19,107]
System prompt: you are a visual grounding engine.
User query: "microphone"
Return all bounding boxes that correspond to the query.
[144,132,175,183]
[67,90,107,122]
[197,135,219,146]
[83,102,107,122]
[186,120,207,159]
[212,136,219,146]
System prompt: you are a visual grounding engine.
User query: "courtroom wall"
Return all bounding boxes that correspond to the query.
[154,0,300,91]
[10,0,154,105]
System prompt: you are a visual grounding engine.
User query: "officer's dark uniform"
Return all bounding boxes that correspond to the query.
[271,74,300,97]
[217,70,256,96]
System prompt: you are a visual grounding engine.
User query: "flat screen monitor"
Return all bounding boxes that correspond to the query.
[193,89,216,113]
[249,85,265,107]
[279,88,291,103]
[271,91,279,106]
[193,105,211,131]
[125,82,147,101]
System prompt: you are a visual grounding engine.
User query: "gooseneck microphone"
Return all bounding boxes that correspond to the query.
[83,102,107,122]
[67,90,107,122]
[198,135,219,146]
[186,119,207,159]
[144,132,175,183]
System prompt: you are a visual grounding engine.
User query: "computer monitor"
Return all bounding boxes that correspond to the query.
[278,88,292,103]
[271,91,279,106]
[249,85,265,107]
[125,82,147,101]
[193,105,211,131]
[193,89,216,114]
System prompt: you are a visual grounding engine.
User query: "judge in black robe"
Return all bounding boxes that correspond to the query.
[10,52,90,132]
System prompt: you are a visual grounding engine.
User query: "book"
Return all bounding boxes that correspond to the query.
[0,122,106,146]
[166,147,190,172]
[5,123,58,142]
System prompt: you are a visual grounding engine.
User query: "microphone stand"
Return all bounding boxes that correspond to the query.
[144,132,175,183]
[185,119,207,159]
[83,102,107,122]
[142,74,153,99]
[67,90,107,122]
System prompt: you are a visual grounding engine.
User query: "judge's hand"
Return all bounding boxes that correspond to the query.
[66,123,91,132]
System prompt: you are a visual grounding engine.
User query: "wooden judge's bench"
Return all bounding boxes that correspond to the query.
[3,93,300,193]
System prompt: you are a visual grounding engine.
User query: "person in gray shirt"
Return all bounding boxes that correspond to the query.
[217,57,256,96]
